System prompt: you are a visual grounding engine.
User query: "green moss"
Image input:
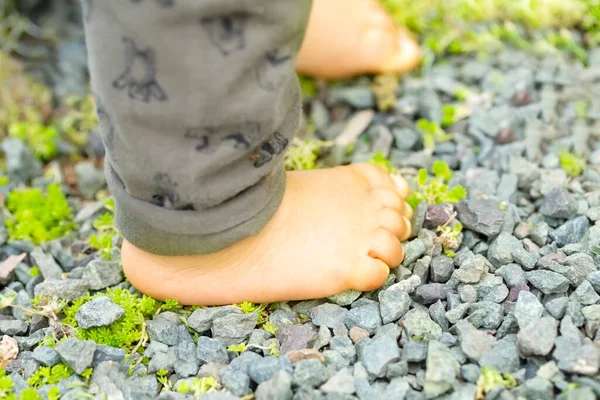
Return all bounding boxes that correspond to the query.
[8,122,57,161]
[27,363,74,388]
[62,288,159,349]
[88,198,119,260]
[298,75,318,99]
[407,161,467,209]
[5,183,77,244]
[475,366,517,398]
[28,266,39,277]
[284,138,333,171]
[177,377,219,396]
[559,150,585,177]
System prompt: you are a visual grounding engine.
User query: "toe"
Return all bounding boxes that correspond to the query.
[391,173,410,199]
[379,208,410,240]
[403,201,414,220]
[371,187,403,212]
[368,228,404,268]
[350,255,390,292]
[380,31,421,74]
[352,163,396,188]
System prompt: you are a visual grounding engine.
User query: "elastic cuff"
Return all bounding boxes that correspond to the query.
[109,163,286,256]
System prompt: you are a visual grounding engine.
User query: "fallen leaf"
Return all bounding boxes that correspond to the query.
[0,253,26,279]
[286,348,325,365]
[0,335,19,369]
[335,109,375,147]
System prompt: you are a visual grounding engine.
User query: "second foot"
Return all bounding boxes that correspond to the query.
[122,164,412,305]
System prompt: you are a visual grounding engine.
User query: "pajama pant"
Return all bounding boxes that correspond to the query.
[82,0,312,255]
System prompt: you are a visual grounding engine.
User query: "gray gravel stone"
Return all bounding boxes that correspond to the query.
[314,325,332,350]
[32,345,61,367]
[413,283,452,305]
[539,188,578,218]
[378,288,411,324]
[557,343,600,376]
[0,320,27,335]
[550,216,590,247]
[277,324,318,354]
[401,239,426,266]
[571,280,600,305]
[543,294,568,319]
[454,255,488,283]
[511,247,538,270]
[530,221,550,246]
[488,233,520,267]
[293,359,327,387]
[212,312,258,345]
[445,303,470,324]
[564,253,596,286]
[460,364,481,383]
[248,356,292,384]
[456,199,504,236]
[30,247,62,280]
[423,203,454,231]
[512,377,553,400]
[517,317,557,356]
[329,336,356,364]
[328,290,361,306]
[588,271,600,292]
[320,367,354,394]
[359,335,400,378]
[56,338,97,374]
[197,336,228,364]
[75,161,106,199]
[81,260,123,290]
[146,314,180,346]
[255,370,293,400]
[495,264,526,287]
[34,279,90,301]
[514,290,544,328]
[148,349,177,373]
[424,341,458,398]
[187,306,241,333]
[345,304,382,334]
[454,320,495,361]
[221,368,251,397]
[75,296,125,329]
[92,345,125,368]
[401,309,442,341]
[402,340,428,362]
[525,270,570,294]
[479,336,520,373]
[430,256,455,283]
[310,304,349,329]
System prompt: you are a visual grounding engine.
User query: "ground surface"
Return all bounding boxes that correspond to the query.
[1,1,600,400]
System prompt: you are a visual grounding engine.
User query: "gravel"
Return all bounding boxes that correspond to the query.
[75,296,125,329]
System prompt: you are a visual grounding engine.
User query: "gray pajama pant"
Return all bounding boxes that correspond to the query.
[82,0,312,255]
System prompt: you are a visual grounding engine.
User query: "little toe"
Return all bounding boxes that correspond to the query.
[403,201,414,220]
[368,228,404,268]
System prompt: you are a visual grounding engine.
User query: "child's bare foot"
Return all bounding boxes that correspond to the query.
[121,164,412,305]
[295,0,421,79]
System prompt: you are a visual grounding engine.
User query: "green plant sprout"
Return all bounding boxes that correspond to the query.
[475,366,517,400]
[574,100,589,120]
[441,104,471,127]
[416,119,453,151]
[0,175,10,186]
[5,183,77,244]
[157,369,172,392]
[236,301,273,326]
[370,73,399,111]
[8,122,57,161]
[368,152,393,172]
[177,377,220,397]
[28,266,39,277]
[298,75,318,99]
[88,198,119,260]
[226,341,280,356]
[262,321,279,336]
[284,138,333,171]
[435,216,463,258]
[56,95,98,147]
[406,161,467,209]
[559,150,585,177]
[0,368,54,400]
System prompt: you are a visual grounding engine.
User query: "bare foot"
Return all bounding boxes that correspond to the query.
[122,164,413,305]
[295,0,421,79]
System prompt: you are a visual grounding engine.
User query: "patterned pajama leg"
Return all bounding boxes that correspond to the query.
[81,0,312,255]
